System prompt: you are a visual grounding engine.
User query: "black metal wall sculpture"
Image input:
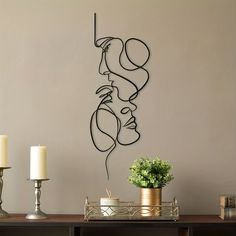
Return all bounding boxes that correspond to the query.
[90,13,150,179]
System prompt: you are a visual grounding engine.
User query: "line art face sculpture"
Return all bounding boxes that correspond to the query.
[90,14,150,179]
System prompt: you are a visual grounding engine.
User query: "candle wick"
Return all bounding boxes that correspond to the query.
[106,188,112,198]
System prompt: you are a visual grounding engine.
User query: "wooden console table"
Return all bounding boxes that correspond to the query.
[0,214,236,236]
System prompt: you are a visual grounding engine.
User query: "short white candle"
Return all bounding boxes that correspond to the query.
[0,135,8,167]
[100,197,120,216]
[30,146,47,179]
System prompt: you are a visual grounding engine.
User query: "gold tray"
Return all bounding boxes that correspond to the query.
[84,198,179,221]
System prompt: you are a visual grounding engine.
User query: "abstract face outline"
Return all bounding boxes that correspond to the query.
[90,14,150,179]
[98,86,140,145]
[97,37,150,102]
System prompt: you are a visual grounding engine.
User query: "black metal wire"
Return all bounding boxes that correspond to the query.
[90,13,150,179]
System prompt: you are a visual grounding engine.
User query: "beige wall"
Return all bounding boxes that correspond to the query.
[0,0,236,215]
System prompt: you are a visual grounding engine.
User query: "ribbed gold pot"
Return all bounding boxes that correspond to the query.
[140,188,162,216]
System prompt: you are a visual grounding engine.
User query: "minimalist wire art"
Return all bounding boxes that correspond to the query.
[90,13,150,179]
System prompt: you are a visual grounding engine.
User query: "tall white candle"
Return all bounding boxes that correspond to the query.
[0,135,8,167]
[30,146,47,179]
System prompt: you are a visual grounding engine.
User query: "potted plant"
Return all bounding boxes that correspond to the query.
[128,157,174,216]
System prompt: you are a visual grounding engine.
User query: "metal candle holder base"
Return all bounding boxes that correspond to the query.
[0,167,11,218]
[26,179,49,220]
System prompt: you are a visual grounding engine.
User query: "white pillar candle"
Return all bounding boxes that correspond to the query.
[0,135,8,167]
[100,197,120,216]
[30,146,47,179]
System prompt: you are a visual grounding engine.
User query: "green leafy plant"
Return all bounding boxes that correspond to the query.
[128,157,174,188]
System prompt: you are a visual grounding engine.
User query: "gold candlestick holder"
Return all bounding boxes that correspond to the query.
[26,179,49,220]
[0,167,11,218]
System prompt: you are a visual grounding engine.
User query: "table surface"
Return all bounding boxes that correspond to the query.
[0,214,236,227]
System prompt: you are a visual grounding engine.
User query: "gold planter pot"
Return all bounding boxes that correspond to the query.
[140,188,162,216]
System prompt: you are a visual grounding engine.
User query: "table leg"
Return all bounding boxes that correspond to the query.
[179,227,193,236]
